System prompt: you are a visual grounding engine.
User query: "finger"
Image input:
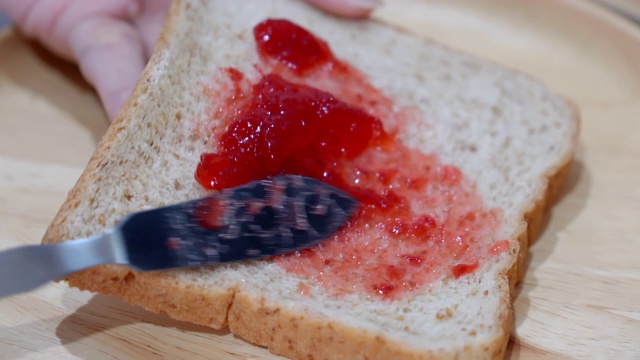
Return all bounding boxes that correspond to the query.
[0,0,135,60]
[68,17,147,120]
[130,0,172,57]
[304,0,381,18]
[0,0,75,59]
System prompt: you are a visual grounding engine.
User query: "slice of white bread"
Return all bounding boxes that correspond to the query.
[42,0,579,358]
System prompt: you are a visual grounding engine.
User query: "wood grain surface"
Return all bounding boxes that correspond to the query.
[1,0,639,359]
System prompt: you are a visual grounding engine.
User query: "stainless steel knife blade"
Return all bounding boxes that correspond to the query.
[0,175,359,298]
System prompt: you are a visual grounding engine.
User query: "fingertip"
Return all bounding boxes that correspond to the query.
[305,0,381,18]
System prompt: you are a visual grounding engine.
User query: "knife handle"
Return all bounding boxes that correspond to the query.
[0,232,127,299]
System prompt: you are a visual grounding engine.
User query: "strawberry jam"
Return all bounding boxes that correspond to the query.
[195,74,387,190]
[254,19,335,75]
[196,19,508,300]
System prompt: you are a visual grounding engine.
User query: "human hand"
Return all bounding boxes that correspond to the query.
[0,0,380,121]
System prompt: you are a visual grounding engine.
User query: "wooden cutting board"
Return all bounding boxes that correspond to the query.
[1,0,639,358]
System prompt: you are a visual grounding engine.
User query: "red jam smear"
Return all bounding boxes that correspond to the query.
[197,19,508,300]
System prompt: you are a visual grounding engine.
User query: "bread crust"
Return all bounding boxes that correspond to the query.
[65,267,234,328]
[41,0,581,358]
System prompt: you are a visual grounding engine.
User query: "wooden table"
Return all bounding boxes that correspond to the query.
[1,1,639,358]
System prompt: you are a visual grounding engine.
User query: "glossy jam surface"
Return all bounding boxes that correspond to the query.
[254,19,335,75]
[197,19,508,300]
[195,74,387,190]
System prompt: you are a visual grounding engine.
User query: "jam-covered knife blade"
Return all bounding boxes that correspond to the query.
[0,175,359,298]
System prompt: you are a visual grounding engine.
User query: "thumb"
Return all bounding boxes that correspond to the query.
[68,17,147,121]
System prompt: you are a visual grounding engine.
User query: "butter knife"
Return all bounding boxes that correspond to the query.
[0,175,358,298]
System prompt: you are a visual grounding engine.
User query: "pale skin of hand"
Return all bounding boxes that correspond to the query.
[0,0,379,120]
